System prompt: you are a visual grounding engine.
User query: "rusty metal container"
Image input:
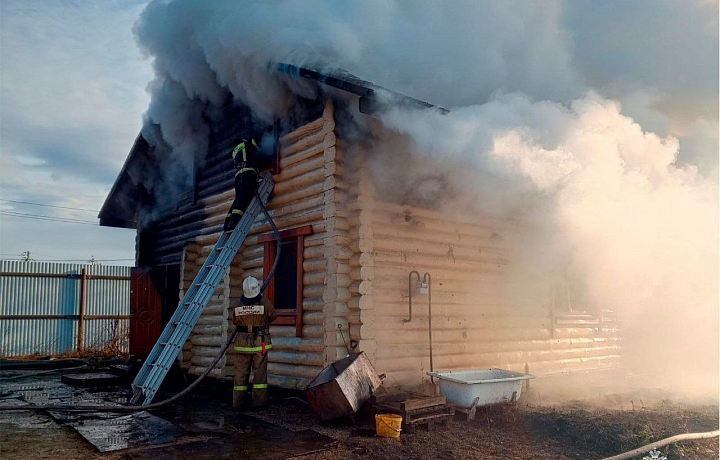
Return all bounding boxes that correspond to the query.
[304,352,382,421]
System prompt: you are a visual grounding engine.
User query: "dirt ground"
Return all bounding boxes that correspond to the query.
[0,372,717,460]
[256,396,719,460]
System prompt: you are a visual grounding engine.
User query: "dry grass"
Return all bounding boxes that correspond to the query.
[4,321,128,361]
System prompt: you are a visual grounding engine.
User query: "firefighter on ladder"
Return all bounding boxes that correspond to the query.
[232,275,276,410]
[224,138,259,232]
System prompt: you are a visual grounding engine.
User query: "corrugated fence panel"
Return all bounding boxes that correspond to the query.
[0,319,78,356]
[0,261,130,357]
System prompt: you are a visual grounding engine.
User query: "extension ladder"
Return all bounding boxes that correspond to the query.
[130,172,274,406]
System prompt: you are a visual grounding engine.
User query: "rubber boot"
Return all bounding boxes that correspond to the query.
[224,214,240,232]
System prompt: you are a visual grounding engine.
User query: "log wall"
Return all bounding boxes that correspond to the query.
[347,160,622,389]
[144,100,343,389]
[138,98,621,392]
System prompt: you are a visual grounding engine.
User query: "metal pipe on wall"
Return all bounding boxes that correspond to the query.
[425,272,434,383]
[405,270,434,383]
[404,270,421,323]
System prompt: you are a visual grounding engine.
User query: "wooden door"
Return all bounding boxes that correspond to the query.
[129,267,162,355]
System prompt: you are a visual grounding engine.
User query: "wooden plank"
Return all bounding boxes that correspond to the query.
[296,234,305,338]
[404,404,454,423]
[402,395,446,412]
[406,411,454,425]
[258,224,313,243]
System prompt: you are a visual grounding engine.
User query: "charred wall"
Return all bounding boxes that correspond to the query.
[136,99,344,388]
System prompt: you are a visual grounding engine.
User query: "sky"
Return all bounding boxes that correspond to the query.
[0,0,151,265]
[0,0,717,267]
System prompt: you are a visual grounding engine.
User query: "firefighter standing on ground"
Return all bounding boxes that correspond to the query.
[232,275,276,410]
[224,137,259,232]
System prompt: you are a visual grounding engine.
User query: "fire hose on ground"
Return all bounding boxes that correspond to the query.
[0,183,281,412]
[596,429,719,460]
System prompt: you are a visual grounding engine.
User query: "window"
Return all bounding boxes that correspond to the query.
[550,275,599,327]
[259,225,313,337]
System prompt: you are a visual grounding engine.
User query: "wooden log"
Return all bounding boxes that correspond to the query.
[303,285,324,298]
[280,116,324,145]
[373,200,513,230]
[191,324,224,335]
[188,367,224,378]
[268,363,322,380]
[375,327,551,345]
[270,182,324,208]
[302,311,324,325]
[372,251,506,272]
[192,346,225,357]
[269,325,297,337]
[303,270,325,286]
[302,325,323,338]
[191,335,227,346]
[273,169,326,195]
[280,129,325,158]
[191,355,227,367]
[269,351,324,366]
[303,258,326,272]
[373,237,505,262]
[268,193,325,217]
[271,336,324,352]
[303,298,324,311]
[275,153,325,182]
[249,209,324,235]
[196,313,226,325]
[304,245,324,259]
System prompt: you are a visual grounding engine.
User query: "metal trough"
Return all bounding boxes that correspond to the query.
[427,368,534,409]
[304,352,382,421]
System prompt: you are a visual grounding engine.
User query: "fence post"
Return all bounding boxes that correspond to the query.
[77,268,87,351]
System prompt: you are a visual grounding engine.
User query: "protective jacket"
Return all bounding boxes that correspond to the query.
[232,294,276,409]
[232,139,259,174]
[225,138,259,231]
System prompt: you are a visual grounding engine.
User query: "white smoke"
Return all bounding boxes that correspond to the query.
[381,94,718,394]
[133,0,718,396]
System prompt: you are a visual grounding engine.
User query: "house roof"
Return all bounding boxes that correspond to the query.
[99,65,445,228]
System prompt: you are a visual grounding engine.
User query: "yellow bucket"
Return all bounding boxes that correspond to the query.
[375,413,403,438]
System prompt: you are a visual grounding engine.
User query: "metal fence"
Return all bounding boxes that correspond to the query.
[0,260,131,357]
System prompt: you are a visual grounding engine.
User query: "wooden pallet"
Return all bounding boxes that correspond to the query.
[370,393,455,432]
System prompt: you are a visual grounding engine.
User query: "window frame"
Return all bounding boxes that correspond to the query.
[259,225,313,337]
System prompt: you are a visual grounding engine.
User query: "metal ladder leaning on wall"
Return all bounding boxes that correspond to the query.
[130,172,275,406]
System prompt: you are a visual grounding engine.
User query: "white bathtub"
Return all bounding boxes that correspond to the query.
[427,368,534,409]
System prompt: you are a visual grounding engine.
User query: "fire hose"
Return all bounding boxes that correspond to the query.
[596,429,719,460]
[0,182,281,412]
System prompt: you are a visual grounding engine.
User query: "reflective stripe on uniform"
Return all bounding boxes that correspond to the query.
[234,344,273,353]
[235,167,258,176]
[233,385,248,391]
[232,142,246,161]
[231,209,243,215]
[252,383,268,389]
[232,139,258,161]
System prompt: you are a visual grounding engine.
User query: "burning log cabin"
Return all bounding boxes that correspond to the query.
[100,67,621,392]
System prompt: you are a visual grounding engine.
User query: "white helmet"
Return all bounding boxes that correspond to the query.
[242,275,261,298]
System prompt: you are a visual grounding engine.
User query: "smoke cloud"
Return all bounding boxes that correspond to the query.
[381,95,718,395]
[133,0,718,396]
